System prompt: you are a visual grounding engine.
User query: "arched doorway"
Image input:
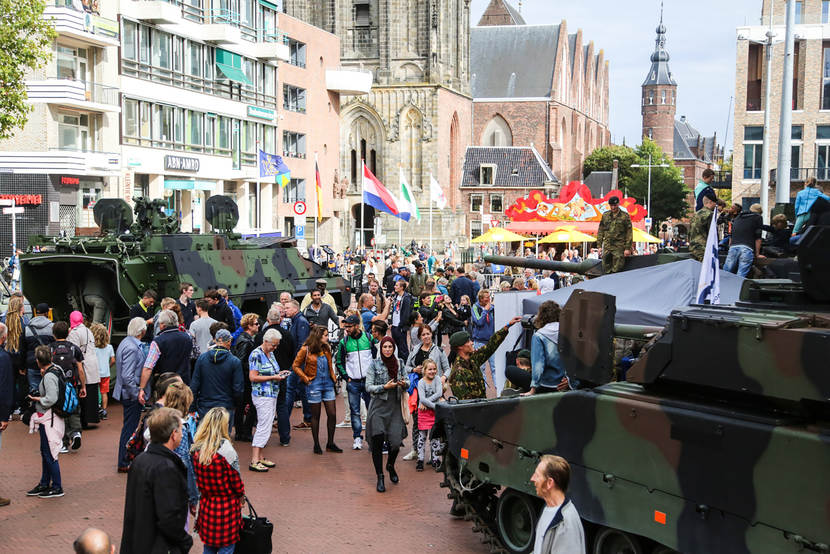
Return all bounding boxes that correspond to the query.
[351,203,376,247]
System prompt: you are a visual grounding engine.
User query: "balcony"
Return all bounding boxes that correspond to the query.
[325,67,373,96]
[26,79,120,113]
[126,0,184,24]
[44,2,120,47]
[770,168,830,186]
[250,32,290,61]
[0,149,121,175]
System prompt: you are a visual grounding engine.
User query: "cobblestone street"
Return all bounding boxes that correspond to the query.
[0,398,483,553]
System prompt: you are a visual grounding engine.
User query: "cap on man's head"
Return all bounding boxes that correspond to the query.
[214,328,233,342]
[344,314,361,326]
[315,278,327,286]
[608,196,620,206]
[413,260,422,268]
[36,303,50,314]
[449,331,471,348]
[517,349,531,361]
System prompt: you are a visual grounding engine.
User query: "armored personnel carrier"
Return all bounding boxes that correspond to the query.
[19,196,349,338]
[435,226,830,553]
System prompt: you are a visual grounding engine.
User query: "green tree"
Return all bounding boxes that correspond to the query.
[583,144,640,187]
[0,0,56,139]
[627,139,688,224]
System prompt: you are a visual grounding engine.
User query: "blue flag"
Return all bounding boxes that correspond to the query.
[258,149,290,178]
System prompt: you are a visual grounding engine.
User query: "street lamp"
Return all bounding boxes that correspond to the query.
[630,153,670,221]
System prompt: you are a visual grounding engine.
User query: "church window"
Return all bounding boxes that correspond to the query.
[370,149,377,174]
[661,90,666,104]
[354,2,370,26]
[481,115,513,147]
[479,164,496,186]
[350,149,357,183]
[672,91,676,105]
[649,91,654,105]
[647,128,653,139]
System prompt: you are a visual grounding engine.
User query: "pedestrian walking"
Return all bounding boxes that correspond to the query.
[0,323,13,506]
[26,345,66,499]
[5,296,27,416]
[68,311,100,428]
[177,282,197,329]
[284,299,312,430]
[365,336,409,493]
[596,196,633,274]
[231,313,259,442]
[51,321,86,451]
[91,324,114,420]
[161,381,199,526]
[334,314,375,450]
[121,407,193,554]
[293,325,341,455]
[191,407,245,554]
[248,328,290,471]
[114,318,148,472]
[189,299,217,355]
[190,329,244,425]
[139,310,195,394]
[23,303,54,391]
[389,279,413,362]
[73,528,115,554]
[414,359,445,471]
[530,455,586,553]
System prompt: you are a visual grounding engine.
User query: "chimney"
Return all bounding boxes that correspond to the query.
[611,159,619,189]
[680,115,686,122]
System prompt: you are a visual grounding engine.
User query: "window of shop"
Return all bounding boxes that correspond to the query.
[58,113,90,151]
[283,178,306,203]
[490,194,503,213]
[223,181,237,203]
[135,174,150,199]
[470,194,482,212]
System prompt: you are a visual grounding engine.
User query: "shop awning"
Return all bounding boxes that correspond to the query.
[164,179,216,191]
[216,63,252,85]
[215,48,252,85]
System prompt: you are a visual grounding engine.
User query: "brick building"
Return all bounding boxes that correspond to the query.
[640,15,723,197]
[461,145,558,239]
[732,0,830,209]
[471,1,611,184]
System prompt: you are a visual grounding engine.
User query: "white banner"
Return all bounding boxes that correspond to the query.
[695,207,721,304]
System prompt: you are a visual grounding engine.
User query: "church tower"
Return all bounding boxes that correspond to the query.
[641,9,677,157]
[283,0,473,247]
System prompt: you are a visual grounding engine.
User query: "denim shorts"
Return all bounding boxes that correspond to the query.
[306,372,336,403]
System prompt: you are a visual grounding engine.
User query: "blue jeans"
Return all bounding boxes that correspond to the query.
[276,384,290,444]
[724,245,754,277]
[27,369,41,392]
[118,399,142,469]
[347,379,371,439]
[285,373,311,421]
[203,545,235,554]
[39,424,61,489]
[473,340,497,386]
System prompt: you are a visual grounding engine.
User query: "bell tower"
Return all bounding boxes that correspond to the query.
[641,5,677,157]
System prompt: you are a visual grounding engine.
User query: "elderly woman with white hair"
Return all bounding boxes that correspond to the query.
[247,327,291,472]
[114,317,148,472]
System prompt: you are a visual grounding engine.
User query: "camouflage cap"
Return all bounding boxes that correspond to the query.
[449,331,471,347]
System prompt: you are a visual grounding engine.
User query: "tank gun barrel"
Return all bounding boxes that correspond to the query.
[483,255,601,275]
[612,324,663,340]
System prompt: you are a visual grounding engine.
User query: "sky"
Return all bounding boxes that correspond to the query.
[470,0,762,154]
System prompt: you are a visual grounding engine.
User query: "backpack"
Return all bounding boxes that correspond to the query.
[47,365,79,419]
[51,341,78,385]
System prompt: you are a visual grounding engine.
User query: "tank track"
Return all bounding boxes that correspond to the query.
[440,456,508,553]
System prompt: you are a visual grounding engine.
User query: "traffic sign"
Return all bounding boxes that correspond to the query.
[293,201,307,216]
[2,207,24,215]
[295,225,305,239]
[644,217,653,228]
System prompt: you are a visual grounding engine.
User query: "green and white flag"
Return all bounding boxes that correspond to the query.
[399,168,421,222]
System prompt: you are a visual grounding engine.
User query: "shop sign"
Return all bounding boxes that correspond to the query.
[164,155,200,172]
[61,176,80,185]
[247,106,275,120]
[0,194,42,205]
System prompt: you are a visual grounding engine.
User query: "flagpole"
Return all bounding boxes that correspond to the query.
[398,166,402,249]
[429,174,433,255]
[360,159,365,250]
[314,151,319,249]
[256,141,262,236]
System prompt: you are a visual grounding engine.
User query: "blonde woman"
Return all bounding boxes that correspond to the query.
[5,296,26,384]
[191,407,245,554]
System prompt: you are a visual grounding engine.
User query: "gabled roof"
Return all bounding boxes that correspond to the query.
[477,0,526,26]
[470,25,561,98]
[461,146,558,187]
[673,117,718,163]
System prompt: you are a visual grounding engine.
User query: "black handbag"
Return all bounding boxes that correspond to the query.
[504,328,527,368]
[235,496,273,554]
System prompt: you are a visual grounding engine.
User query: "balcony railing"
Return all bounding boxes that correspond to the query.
[770,167,830,185]
[26,78,120,110]
[0,148,120,174]
[45,0,120,45]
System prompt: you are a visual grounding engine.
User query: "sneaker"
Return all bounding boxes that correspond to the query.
[98,409,108,420]
[352,437,363,450]
[279,442,290,447]
[0,496,10,507]
[293,401,302,409]
[59,446,69,454]
[70,433,81,450]
[336,419,352,428]
[38,488,64,498]
[26,484,49,496]
[402,450,417,461]
[248,462,269,472]
[416,460,424,471]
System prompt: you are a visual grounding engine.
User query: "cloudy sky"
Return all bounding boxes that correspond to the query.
[470,0,762,153]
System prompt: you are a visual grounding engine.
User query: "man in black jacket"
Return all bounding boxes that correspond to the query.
[121,407,192,554]
[389,279,413,361]
[129,290,157,343]
[232,313,259,442]
[256,305,296,446]
[23,303,54,391]
[205,289,236,332]
[137,311,194,406]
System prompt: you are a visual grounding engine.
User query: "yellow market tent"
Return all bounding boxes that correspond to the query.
[632,227,661,243]
[471,227,528,243]
[538,227,597,244]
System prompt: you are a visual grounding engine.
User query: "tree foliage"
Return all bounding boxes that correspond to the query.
[583,138,688,223]
[0,0,56,140]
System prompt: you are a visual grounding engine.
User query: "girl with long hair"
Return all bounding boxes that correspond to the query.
[365,336,409,492]
[292,325,340,454]
[191,407,245,554]
[90,323,114,418]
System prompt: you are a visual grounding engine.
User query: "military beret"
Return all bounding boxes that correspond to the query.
[449,331,471,348]
[608,196,620,205]
[517,349,531,360]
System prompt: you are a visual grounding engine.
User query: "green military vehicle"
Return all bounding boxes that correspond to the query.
[19,196,349,338]
[435,226,830,553]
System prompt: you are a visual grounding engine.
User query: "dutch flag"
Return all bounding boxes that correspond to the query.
[363,162,409,221]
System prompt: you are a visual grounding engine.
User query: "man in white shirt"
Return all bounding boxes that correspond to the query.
[530,455,585,553]
[188,299,216,354]
[538,270,558,294]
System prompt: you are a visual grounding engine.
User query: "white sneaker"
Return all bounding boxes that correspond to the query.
[402,450,416,461]
[336,419,352,428]
[59,446,69,454]
[352,437,362,450]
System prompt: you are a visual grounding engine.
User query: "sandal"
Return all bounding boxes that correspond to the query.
[259,459,276,468]
[248,461,269,472]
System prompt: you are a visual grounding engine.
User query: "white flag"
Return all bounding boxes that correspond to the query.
[430,175,447,209]
[695,207,720,304]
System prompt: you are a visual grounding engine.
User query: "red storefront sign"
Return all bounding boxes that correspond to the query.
[0,194,43,205]
[61,176,80,185]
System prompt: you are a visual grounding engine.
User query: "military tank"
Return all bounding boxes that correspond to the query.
[19,196,349,338]
[483,252,691,279]
[435,225,830,553]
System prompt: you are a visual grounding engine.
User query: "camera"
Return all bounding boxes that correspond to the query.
[520,314,536,330]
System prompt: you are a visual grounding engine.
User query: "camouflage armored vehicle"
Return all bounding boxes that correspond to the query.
[483,252,691,279]
[436,226,830,553]
[20,196,349,338]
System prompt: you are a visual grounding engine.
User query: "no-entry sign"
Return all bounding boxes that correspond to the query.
[293,201,307,216]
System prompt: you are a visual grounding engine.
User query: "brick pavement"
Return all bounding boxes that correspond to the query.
[0,397,485,553]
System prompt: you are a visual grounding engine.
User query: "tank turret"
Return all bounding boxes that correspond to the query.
[483,251,690,278]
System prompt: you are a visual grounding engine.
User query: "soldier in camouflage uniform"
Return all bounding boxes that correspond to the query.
[689,190,718,262]
[596,196,634,273]
[448,316,522,399]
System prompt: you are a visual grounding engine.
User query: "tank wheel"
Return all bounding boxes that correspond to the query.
[592,527,644,554]
[496,489,540,553]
